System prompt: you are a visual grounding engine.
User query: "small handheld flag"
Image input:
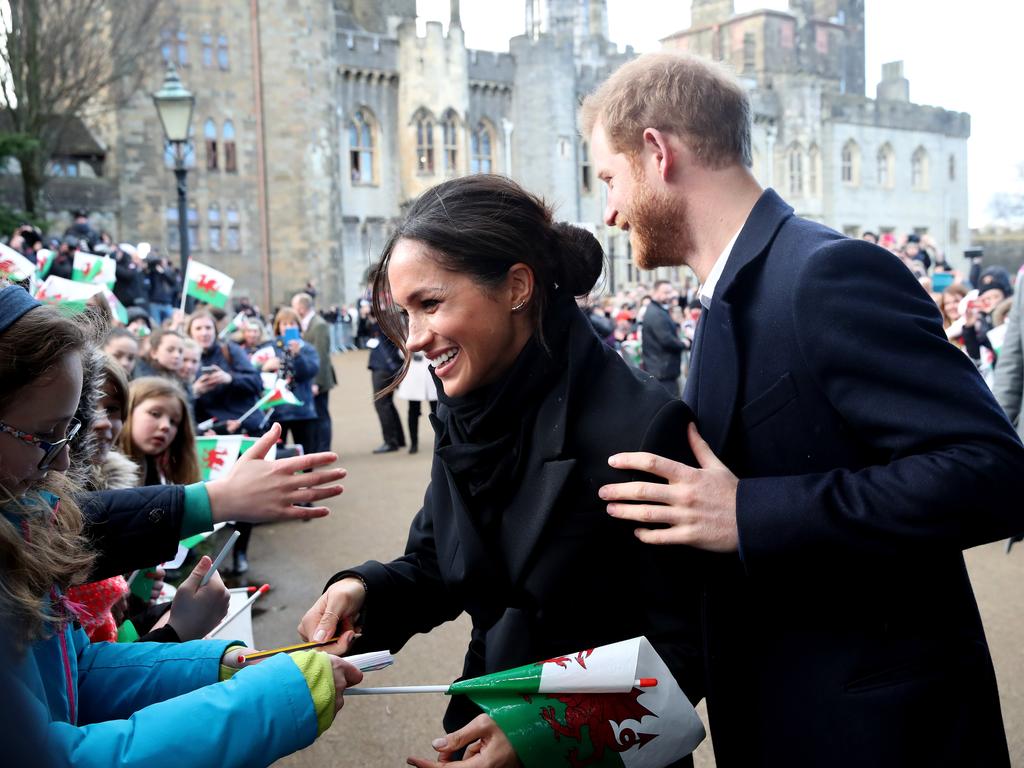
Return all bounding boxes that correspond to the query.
[35,275,102,314]
[184,258,234,308]
[72,252,116,288]
[0,244,38,282]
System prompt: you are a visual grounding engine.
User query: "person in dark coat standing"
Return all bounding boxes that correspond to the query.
[291,292,336,453]
[298,176,704,768]
[366,318,406,453]
[642,280,687,395]
[586,52,1024,768]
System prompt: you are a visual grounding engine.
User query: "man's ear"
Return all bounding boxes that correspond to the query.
[507,263,535,308]
[642,128,676,181]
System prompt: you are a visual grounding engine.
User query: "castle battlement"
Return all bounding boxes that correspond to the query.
[468,49,516,85]
[825,93,970,138]
[337,31,400,72]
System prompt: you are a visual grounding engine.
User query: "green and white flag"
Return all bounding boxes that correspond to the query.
[219,310,248,339]
[0,243,38,282]
[259,380,303,410]
[195,435,276,481]
[102,288,129,324]
[185,258,234,308]
[456,637,704,768]
[35,248,56,278]
[35,275,102,314]
[72,251,116,288]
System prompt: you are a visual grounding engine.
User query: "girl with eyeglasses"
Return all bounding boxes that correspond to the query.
[0,283,362,767]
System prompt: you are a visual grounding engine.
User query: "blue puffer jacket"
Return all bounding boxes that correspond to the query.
[195,341,265,434]
[6,494,319,767]
[255,338,319,421]
[19,622,318,767]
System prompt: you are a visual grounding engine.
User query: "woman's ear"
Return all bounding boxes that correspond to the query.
[507,263,535,310]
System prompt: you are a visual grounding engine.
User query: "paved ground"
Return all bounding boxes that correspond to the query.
[244,351,1024,767]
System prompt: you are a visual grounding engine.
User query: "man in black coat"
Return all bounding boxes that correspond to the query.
[642,280,687,395]
[586,52,1024,767]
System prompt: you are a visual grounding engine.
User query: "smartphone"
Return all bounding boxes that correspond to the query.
[200,365,218,375]
[931,272,954,293]
[284,327,301,344]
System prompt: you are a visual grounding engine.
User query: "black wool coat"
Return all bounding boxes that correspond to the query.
[685,188,1024,768]
[331,305,705,734]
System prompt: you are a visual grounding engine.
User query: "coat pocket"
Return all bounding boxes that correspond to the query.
[740,372,798,430]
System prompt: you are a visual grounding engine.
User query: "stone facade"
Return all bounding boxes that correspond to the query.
[664,0,971,268]
[70,0,971,305]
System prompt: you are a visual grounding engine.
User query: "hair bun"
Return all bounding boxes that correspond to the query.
[551,222,605,296]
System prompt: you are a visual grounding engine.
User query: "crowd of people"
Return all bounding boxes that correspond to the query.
[3,49,1024,768]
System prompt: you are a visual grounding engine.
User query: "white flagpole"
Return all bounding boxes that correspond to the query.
[206,583,269,638]
[236,389,274,425]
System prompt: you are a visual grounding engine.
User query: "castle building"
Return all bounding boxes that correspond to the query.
[72,0,971,305]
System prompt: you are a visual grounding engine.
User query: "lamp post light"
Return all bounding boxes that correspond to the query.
[152,63,195,274]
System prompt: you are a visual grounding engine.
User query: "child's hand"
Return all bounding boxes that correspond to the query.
[166,556,230,641]
[206,423,346,523]
[148,567,166,604]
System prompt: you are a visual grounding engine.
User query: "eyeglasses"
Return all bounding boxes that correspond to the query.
[0,416,82,471]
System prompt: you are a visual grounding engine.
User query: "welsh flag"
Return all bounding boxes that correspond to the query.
[455,638,704,768]
[258,380,303,410]
[0,243,38,282]
[219,310,248,339]
[102,288,129,324]
[195,435,276,481]
[36,248,56,278]
[35,275,102,314]
[72,251,116,288]
[185,258,234,308]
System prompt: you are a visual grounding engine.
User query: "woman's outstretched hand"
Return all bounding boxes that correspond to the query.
[205,423,346,523]
[407,714,520,768]
[296,577,366,655]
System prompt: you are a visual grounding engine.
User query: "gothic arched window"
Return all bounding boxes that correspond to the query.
[470,119,494,174]
[349,109,376,185]
[414,109,435,175]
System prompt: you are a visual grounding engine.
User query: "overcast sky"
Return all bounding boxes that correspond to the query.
[417,0,1021,229]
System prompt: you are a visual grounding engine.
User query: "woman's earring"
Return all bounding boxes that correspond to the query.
[511,300,526,313]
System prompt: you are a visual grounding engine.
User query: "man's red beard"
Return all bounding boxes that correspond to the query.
[626,173,692,271]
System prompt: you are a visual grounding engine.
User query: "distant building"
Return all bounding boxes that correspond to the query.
[29,0,971,305]
[663,0,970,269]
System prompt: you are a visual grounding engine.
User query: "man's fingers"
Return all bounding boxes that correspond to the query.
[238,423,281,462]
[607,451,689,480]
[688,423,725,469]
[598,481,672,504]
[280,467,347,489]
[634,526,688,545]
[606,503,677,525]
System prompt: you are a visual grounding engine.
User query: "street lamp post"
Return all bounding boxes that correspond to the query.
[152,63,196,275]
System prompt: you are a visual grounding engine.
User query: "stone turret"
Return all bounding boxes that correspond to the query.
[691,0,734,28]
[876,60,909,102]
[396,19,469,201]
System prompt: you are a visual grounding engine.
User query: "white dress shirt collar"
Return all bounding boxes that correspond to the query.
[698,228,742,309]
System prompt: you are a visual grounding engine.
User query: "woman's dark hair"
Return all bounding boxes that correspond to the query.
[371,174,605,389]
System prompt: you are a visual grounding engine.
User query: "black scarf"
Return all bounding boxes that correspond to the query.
[433,296,574,537]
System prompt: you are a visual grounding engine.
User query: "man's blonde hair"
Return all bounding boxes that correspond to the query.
[580,52,751,169]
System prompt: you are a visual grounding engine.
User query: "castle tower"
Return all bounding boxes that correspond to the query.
[396,18,469,201]
[690,0,734,28]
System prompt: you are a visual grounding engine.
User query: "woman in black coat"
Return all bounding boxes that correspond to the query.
[299,176,703,767]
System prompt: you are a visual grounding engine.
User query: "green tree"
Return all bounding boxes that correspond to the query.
[0,0,168,214]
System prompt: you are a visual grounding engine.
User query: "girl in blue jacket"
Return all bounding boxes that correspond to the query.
[0,284,361,767]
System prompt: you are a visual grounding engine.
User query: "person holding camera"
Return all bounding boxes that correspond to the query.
[146,253,179,326]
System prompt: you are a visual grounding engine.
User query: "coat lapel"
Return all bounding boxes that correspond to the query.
[694,189,794,454]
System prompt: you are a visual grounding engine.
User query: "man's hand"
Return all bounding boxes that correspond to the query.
[599,423,740,552]
[407,714,520,768]
[206,423,346,523]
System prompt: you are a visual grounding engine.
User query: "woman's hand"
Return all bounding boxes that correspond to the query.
[262,357,282,373]
[287,339,302,355]
[192,375,216,396]
[205,423,346,523]
[296,578,365,654]
[407,714,520,768]
[166,556,231,640]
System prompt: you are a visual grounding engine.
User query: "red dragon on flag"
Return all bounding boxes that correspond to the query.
[202,447,228,470]
[197,275,219,296]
